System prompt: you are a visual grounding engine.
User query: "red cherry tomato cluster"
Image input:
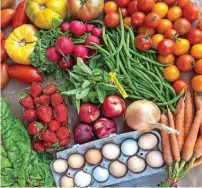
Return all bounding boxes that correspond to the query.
[104,0,202,93]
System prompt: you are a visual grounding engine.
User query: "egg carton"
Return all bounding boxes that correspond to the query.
[51,131,167,187]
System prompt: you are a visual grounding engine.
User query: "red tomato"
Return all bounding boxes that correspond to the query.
[177,0,191,8]
[195,59,202,75]
[191,75,202,92]
[8,65,44,84]
[137,26,155,36]
[1,63,9,89]
[164,29,179,40]
[123,17,132,28]
[172,79,188,94]
[135,34,152,51]
[0,9,15,28]
[116,0,131,8]
[104,12,120,28]
[187,29,202,45]
[157,39,175,56]
[131,12,145,27]
[163,0,177,5]
[1,30,5,41]
[127,0,138,16]
[176,54,194,72]
[137,0,155,13]
[173,18,191,36]
[1,40,8,62]
[157,19,173,34]
[145,12,161,28]
[183,3,200,22]
[120,8,128,18]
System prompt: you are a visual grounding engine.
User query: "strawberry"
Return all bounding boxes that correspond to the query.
[56,126,70,140]
[19,94,34,109]
[48,120,61,132]
[58,137,71,147]
[43,84,57,95]
[30,83,43,97]
[42,129,57,143]
[50,92,63,107]
[22,109,36,121]
[54,104,68,123]
[43,142,53,148]
[36,105,52,123]
[27,121,44,135]
[33,97,40,105]
[34,95,50,105]
[32,141,45,152]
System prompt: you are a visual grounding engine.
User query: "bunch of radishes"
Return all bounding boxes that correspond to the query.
[73,95,126,144]
[46,20,102,70]
[19,83,71,152]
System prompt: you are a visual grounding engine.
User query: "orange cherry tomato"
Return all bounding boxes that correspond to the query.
[151,34,164,49]
[137,25,155,36]
[190,44,202,60]
[172,79,188,94]
[1,30,5,42]
[157,19,172,34]
[123,17,132,28]
[173,18,191,36]
[164,29,179,40]
[152,2,168,18]
[158,54,175,65]
[195,59,202,75]
[104,12,120,28]
[1,63,9,89]
[167,6,182,22]
[176,54,195,72]
[0,9,15,28]
[191,75,202,92]
[120,8,128,18]
[177,0,191,8]
[104,1,118,14]
[174,38,190,56]
[197,18,202,30]
[163,65,180,82]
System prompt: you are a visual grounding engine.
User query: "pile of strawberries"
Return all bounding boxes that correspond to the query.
[19,83,71,152]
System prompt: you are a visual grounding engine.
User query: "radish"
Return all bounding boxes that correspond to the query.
[61,22,70,32]
[91,27,102,37]
[85,35,100,46]
[55,36,74,55]
[70,21,86,36]
[46,47,61,62]
[86,24,94,32]
[73,45,88,60]
[58,57,74,70]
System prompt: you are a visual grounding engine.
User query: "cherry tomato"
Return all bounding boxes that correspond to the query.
[177,0,191,8]
[198,18,202,30]
[173,18,191,36]
[104,12,120,28]
[174,38,190,56]
[157,19,172,34]
[191,44,202,60]
[135,34,152,51]
[158,54,175,65]
[123,17,132,28]
[187,29,202,45]
[0,9,15,28]
[137,26,155,36]
[176,54,194,72]
[183,3,200,22]
[167,6,182,22]
[163,65,180,82]
[137,0,155,13]
[151,34,164,49]
[164,29,179,40]
[157,39,175,56]
[191,75,202,92]
[116,0,131,8]
[195,59,202,75]
[152,2,168,18]
[145,12,161,28]
[127,0,138,16]
[120,8,128,18]
[131,12,145,27]
[1,30,5,41]
[1,40,8,62]
[104,1,118,13]
[163,0,177,5]
[1,63,9,89]
[172,79,188,94]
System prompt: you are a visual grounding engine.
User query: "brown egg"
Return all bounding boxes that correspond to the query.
[109,160,127,178]
[85,148,102,165]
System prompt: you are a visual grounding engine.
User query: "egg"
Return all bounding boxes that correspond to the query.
[74,170,92,187]
[127,155,146,173]
[121,139,138,156]
[93,166,110,182]
[60,176,74,188]
[85,148,102,165]
[109,160,127,178]
[102,143,120,160]
[67,153,85,169]
[52,158,68,174]
[138,133,158,150]
[146,150,164,168]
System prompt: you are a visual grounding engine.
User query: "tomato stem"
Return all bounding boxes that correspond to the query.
[39,3,46,10]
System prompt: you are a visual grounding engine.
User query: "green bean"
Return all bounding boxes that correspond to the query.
[124,25,136,51]
[128,95,144,100]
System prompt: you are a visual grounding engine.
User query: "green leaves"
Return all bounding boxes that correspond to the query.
[77,57,92,75]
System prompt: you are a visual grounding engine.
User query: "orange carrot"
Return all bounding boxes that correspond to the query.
[182,108,202,161]
[200,122,202,137]
[160,114,174,166]
[194,92,202,111]
[176,96,184,112]
[168,109,181,162]
[193,156,202,168]
[193,136,202,158]
[184,89,194,138]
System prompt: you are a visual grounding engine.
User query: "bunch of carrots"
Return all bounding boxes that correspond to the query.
[159,90,202,187]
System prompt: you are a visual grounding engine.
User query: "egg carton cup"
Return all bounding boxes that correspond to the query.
[51,131,167,187]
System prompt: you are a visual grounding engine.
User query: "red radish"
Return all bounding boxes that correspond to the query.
[79,103,100,123]
[102,95,126,118]
[73,45,88,60]
[86,24,94,32]
[85,35,100,46]
[46,47,61,62]
[55,36,74,55]
[32,141,45,152]
[91,27,102,37]
[93,118,117,138]
[61,22,70,32]
[73,124,94,144]
[69,20,86,36]
[58,57,74,70]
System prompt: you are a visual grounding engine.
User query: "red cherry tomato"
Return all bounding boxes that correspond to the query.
[131,12,145,27]
[127,0,138,16]
[183,3,200,22]
[195,59,202,75]
[135,34,152,51]
[157,39,175,56]
[187,28,202,45]
[104,12,120,28]
[163,0,177,5]
[164,29,179,40]
[116,0,131,8]
[120,8,128,18]
[177,0,191,8]
[176,54,195,72]
[173,18,191,36]
[145,12,161,28]
[137,0,155,13]
[172,79,188,94]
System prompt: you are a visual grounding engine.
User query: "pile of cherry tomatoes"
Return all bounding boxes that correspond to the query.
[103,0,202,93]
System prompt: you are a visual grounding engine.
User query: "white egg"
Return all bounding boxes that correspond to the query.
[138,133,158,150]
[52,159,68,174]
[146,150,164,168]
[60,176,74,188]
[67,153,85,169]
[121,139,138,156]
[93,166,110,182]
[127,155,146,173]
[102,143,120,160]
[74,170,92,187]
[109,160,127,178]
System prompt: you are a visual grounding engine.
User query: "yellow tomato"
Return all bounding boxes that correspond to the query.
[167,6,182,22]
[152,2,168,18]
[5,24,38,65]
[174,38,190,56]
[25,0,67,29]
[191,44,202,59]
[158,54,175,65]
[157,19,173,34]
[123,17,132,28]
[151,34,164,49]
[163,65,180,82]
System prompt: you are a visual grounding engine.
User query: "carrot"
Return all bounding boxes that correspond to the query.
[176,96,184,112]
[184,89,194,138]
[200,122,202,136]
[193,136,202,158]
[167,109,181,162]
[160,114,174,166]
[194,92,202,111]
[192,156,202,168]
[182,108,202,161]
